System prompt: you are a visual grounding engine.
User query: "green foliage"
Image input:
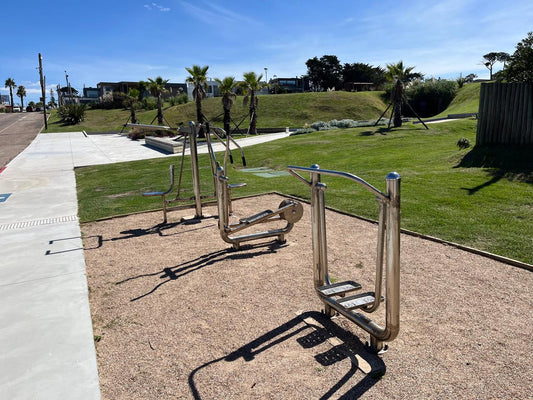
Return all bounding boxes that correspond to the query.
[306,55,343,91]
[406,79,457,117]
[505,32,533,83]
[142,97,158,110]
[57,104,86,124]
[457,137,471,149]
[343,62,386,89]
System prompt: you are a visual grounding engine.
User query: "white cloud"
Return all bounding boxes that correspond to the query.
[178,0,259,25]
[144,2,170,12]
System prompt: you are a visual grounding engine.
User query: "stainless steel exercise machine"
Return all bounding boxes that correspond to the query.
[206,127,303,250]
[142,123,207,222]
[287,164,401,353]
[143,121,247,223]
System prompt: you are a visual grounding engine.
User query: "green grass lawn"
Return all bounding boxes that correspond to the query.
[434,82,481,117]
[76,119,533,264]
[44,91,389,133]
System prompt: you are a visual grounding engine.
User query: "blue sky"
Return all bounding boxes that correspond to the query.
[1,0,532,105]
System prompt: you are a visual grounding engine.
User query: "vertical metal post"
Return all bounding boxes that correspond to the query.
[188,121,203,218]
[310,164,333,315]
[38,54,47,130]
[383,172,401,349]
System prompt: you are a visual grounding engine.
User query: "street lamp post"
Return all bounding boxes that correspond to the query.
[264,67,268,84]
[38,53,47,129]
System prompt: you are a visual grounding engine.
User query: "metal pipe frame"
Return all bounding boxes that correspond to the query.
[207,130,302,250]
[287,164,401,352]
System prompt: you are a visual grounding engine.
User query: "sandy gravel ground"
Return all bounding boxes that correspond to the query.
[82,194,532,400]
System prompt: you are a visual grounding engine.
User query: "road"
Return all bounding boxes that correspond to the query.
[0,112,44,169]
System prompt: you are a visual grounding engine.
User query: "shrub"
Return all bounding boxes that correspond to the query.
[406,79,457,117]
[169,93,188,106]
[330,119,359,128]
[57,104,86,124]
[142,97,158,110]
[457,137,471,149]
[290,128,315,136]
[310,121,330,130]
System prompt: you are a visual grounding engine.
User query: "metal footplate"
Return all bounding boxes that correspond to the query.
[317,281,362,297]
[337,292,384,310]
[239,209,273,224]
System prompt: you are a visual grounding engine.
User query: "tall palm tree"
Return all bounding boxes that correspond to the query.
[147,76,169,125]
[4,78,16,111]
[240,71,266,134]
[16,85,26,111]
[214,76,237,134]
[186,65,209,138]
[385,61,422,127]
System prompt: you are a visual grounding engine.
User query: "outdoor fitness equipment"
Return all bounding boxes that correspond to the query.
[287,164,401,353]
[143,121,247,223]
[206,127,303,250]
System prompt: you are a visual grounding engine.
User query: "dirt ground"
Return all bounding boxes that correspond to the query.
[82,194,532,400]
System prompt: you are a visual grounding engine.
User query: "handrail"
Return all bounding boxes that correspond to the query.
[287,164,388,201]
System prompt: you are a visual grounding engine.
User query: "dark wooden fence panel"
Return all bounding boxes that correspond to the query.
[476,82,533,145]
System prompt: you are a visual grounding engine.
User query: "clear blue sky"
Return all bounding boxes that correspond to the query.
[1,0,532,105]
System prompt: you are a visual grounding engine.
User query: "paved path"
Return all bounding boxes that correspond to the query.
[0,113,43,169]
[0,130,290,399]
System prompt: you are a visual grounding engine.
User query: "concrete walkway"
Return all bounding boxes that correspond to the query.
[0,131,290,399]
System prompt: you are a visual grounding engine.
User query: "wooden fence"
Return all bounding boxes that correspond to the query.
[476,82,533,145]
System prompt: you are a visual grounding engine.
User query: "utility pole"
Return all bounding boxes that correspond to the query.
[38,53,47,129]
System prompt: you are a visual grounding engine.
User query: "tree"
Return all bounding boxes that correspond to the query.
[385,61,423,127]
[240,71,266,134]
[214,76,237,134]
[124,88,140,124]
[4,78,16,110]
[342,62,386,89]
[186,65,209,137]
[482,52,509,80]
[305,55,343,91]
[505,32,533,83]
[147,76,169,125]
[16,85,26,110]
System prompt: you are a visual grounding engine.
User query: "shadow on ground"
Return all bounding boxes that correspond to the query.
[188,311,386,400]
[455,145,533,194]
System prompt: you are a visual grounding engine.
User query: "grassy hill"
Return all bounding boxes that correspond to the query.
[434,82,481,117]
[44,91,388,133]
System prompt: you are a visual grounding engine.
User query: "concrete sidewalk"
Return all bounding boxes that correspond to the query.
[0,131,290,399]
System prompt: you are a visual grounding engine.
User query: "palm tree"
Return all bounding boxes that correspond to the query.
[385,61,422,127]
[124,88,140,124]
[186,65,209,138]
[16,85,26,111]
[240,71,267,134]
[214,76,237,134]
[147,76,169,125]
[4,78,16,111]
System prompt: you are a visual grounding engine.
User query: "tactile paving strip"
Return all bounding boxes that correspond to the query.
[0,215,78,231]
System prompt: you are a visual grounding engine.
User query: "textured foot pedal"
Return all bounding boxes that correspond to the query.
[337,292,383,310]
[317,281,362,297]
[240,209,273,224]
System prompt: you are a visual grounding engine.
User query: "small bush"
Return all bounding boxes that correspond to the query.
[457,137,471,149]
[310,121,330,130]
[290,128,315,136]
[330,119,359,128]
[57,104,86,124]
[142,97,158,110]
